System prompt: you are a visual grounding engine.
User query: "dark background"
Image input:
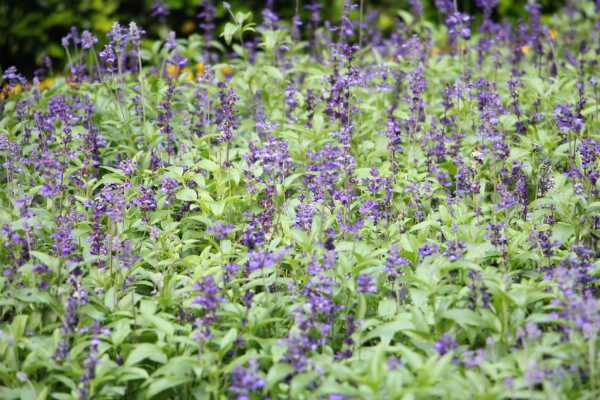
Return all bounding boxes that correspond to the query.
[0,0,565,76]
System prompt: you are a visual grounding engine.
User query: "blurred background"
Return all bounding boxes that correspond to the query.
[1,0,565,75]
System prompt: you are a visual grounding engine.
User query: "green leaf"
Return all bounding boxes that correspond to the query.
[267,363,294,389]
[221,23,239,45]
[235,11,252,25]
[104,287,117,309]
[552,222,574,244]
[290,372,317,398]
[111,319,132,346]
[262,66,283,81]
[125,344,167,366]
[362,314,414,345]
[176,188,197,202]
[197,159,219,172]
[587,201,600,213]
[357,294,367,320]
[153,356,201,378]
[377,298,397,320]
[116,366,150,383]
[208,201,225,217]
[283,172,306,190]
[11,315,28,340]
[30,251,59,270]
[146,377,193,398]
[141,313,175,337]
[442,309,482,328]
[397,10,414,25]
[219,328,238,352]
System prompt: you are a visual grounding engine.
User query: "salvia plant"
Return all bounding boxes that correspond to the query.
[2,1,600,399]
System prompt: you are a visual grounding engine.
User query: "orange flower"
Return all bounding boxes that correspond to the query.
[195,63,205,77]
[181,20,195,34]
[39,78,54,91]
[8,84,22,96]
[166,64,181,78]
[221,65,234,78]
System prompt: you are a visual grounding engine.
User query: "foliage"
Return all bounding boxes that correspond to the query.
[1,1,600,399]
[1,0,567,74]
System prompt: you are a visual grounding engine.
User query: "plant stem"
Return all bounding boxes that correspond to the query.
[359,0,364,48]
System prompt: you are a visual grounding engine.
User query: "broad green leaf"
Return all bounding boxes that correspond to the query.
[176,188,198,202]
[219,328,238,351]
[30,251,59,270]
[221,23,238,45]
[442,309,482,328]
[146,377,193,398]
[125,344,167,366]
[267,363,294,389]
[377,298,397,319]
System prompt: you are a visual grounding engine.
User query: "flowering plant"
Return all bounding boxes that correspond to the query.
[1,1,600,399]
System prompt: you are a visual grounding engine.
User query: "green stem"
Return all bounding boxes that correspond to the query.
[359,0,364,48]
[590,335,597,391]
[137,48,146,125]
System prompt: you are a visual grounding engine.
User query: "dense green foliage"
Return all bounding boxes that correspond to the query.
[1,1,600,399]
[1,0,566,74]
